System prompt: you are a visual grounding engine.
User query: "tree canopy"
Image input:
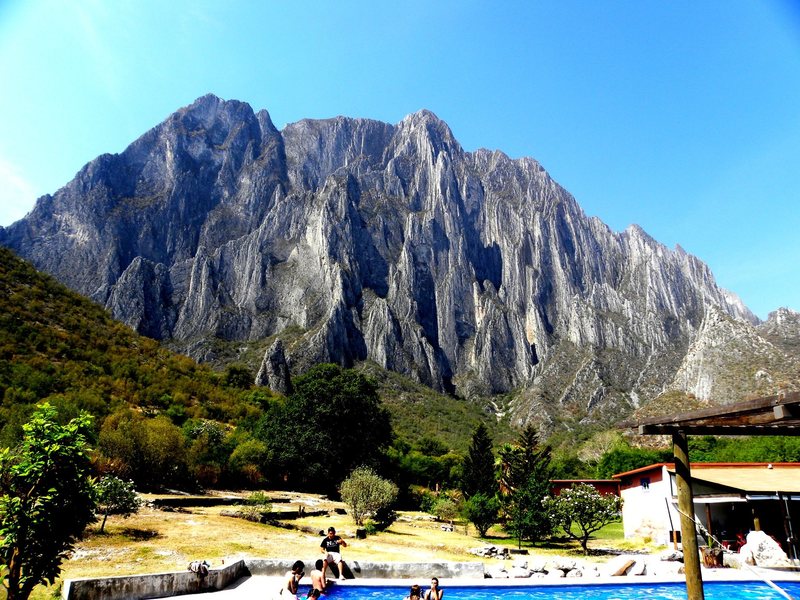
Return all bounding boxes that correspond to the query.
[255,364,392,492]
[0,404,97,600]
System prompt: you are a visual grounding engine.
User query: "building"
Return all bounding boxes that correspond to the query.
[613,462,800,559]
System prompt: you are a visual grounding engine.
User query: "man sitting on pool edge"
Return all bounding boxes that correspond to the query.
[320,526,348,580]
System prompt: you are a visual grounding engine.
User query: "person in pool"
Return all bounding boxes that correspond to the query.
[280,560,305,599]
[424,577,443,600]
[310,559,327,592]
[405,584,422,600]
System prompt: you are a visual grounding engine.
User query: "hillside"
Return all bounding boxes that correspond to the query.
[0,246,261,445]
[0,247,506,457]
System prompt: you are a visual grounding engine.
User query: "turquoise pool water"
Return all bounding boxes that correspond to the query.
[310,581,800,599]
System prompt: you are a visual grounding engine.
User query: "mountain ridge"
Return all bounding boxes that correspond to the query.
[2,94,794,431]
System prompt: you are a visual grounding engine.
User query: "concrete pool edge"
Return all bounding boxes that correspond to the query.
[61,559,485,599]
[61,559,800,600]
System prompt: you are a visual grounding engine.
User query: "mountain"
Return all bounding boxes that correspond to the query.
[2,94,796,431]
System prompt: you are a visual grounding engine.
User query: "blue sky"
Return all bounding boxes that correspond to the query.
[1,1,799,319]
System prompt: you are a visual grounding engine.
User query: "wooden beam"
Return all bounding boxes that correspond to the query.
[640,423,800,436]
[774,404,800,420]
[621,391,800,435]
[673,432,704,600]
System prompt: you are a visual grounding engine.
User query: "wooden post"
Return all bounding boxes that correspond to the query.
[673,432,704,600]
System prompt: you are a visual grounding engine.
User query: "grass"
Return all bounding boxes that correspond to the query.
[29,492,658,599]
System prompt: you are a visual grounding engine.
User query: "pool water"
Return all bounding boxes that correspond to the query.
[309,581,800,600]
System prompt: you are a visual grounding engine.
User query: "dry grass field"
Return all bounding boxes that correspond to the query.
[31,491,654,599]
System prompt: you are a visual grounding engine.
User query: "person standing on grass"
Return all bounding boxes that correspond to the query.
[424,577,443,600]
[320,526,348,580]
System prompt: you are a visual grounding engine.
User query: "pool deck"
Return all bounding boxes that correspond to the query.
[176,568,800,599]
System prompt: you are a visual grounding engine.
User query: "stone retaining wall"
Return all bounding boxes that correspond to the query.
[62,559,249,600]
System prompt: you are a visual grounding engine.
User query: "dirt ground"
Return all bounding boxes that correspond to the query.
[42,490,641,599]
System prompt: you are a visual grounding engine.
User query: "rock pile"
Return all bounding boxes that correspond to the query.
[482,551,686,579]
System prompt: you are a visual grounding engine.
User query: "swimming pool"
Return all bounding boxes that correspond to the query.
[310,581,800,600]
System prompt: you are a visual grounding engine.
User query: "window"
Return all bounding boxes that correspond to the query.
[640,477,650,490]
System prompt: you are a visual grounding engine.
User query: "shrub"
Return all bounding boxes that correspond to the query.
[340,466,398,527]
[462,492,499,537]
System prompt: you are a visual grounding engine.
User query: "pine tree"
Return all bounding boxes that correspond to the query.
[461,423,496,498]
[499,424,554,547]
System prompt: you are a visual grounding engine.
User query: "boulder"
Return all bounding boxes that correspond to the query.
[740,530,792,568]
[606,556,637,576]
[509,566,532,578]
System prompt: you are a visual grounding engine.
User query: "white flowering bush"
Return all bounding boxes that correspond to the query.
[543,482,622,554]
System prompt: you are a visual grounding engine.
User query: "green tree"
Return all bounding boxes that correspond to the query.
[256,364,392,492]
[499,425,554,547]
[184,419,230,487]
[461,423,496,498]
[228,438,271,486]
[95,476,140,534]
[462,492,500,537]
[339,466,399,527]
[98,411,189,490]
[0,404,97,600]
[595,442,670,478]
[432,496,461,525]
[223,364,254,390]
[544,482,622,554]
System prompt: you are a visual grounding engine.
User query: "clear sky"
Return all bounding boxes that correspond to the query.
[1,1,799,320]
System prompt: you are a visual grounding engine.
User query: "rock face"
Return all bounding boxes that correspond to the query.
[668,306,800,406]
[0,94,794,428]
[255,339,292,396]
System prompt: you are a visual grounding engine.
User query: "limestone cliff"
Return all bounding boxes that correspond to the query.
[3,94,786,428]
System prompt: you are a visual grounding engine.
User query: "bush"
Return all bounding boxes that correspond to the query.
[238,491,272,521]
[433,497,460,523]
[462,492,499,537]
[340,466,398,527]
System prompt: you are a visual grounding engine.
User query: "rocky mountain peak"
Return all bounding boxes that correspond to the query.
[758,307,800,356]
[0,95,788,430]
[395,109,462,158]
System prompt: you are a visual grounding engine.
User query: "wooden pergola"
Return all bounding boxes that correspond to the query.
[619,390,800,600]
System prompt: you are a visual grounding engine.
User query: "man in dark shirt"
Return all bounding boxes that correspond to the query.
[320,527,348,580]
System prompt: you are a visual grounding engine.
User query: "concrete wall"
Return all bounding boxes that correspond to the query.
[62,559,485,600]
[246,558,485,579]
[61,559,249,600]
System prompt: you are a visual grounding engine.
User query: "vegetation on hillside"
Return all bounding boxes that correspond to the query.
[1,245,798,496]
[0,247,504,495]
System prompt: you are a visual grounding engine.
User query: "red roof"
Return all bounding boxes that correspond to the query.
[612,461,800,479]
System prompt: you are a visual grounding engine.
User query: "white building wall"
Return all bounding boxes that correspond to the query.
[620,465,680,545]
